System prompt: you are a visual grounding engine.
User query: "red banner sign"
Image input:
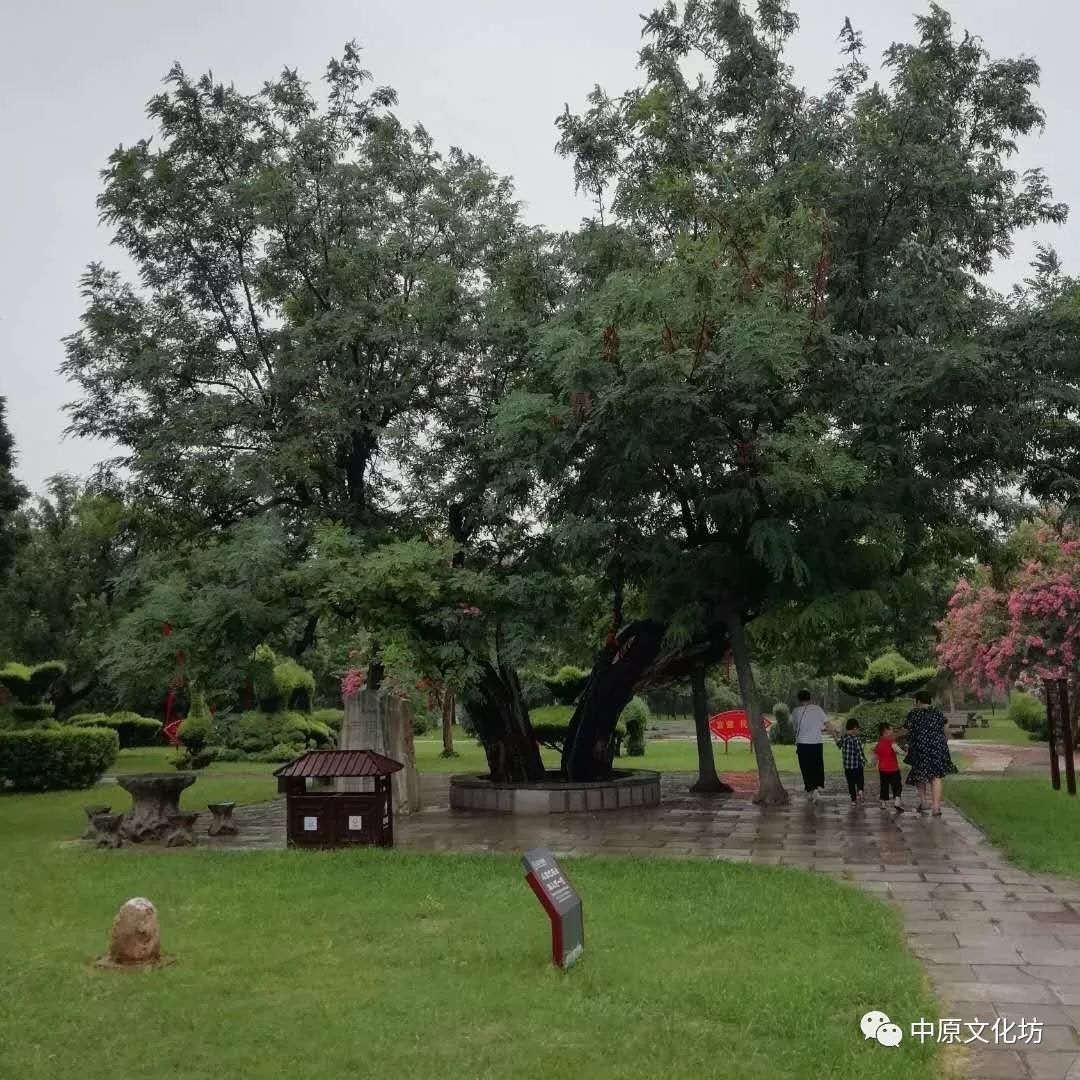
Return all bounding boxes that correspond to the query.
[708,710,771,748]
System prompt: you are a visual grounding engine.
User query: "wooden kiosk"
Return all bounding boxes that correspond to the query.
[274,749,403,849]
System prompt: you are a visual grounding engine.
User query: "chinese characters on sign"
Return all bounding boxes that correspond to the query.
[522,848,584,970]
[706,710,772,751]
[909,1018,1042,1045]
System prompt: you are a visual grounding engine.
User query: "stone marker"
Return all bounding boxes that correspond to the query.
[95,897,169,969]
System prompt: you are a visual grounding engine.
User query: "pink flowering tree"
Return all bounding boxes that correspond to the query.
[938,528,1080,719]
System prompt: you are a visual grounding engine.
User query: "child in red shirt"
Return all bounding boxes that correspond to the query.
[872,723,905,812]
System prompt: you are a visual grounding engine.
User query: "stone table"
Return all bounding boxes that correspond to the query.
[117,773,197,842]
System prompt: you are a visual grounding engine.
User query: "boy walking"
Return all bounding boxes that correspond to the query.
[873,722,905,812]
[792,688,829,801]
[834,718,866,804]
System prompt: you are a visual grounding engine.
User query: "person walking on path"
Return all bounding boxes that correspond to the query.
[792,689,830,800]
[872,722,905,813]
[903,690,957,816]
[833,717,866,804]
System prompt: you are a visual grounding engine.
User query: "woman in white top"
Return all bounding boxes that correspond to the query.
[792,688,830,800]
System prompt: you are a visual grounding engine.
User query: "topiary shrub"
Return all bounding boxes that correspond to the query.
[621,696,650,756]
[73,712,162,749]
[847,699,913,741]
[1007,691,1047,741]
[835,651,936,702]
[177,690,213,768]
[530,705,626,756]
[540,665,591,706]
[770,702,794,744]
[0,660,67,724]
[248,645,317,713]
[0,727,118,791]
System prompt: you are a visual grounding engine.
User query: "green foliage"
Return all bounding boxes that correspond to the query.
[0,726,118,790]
[215,709,334,758]
[0,396,27,577]
[247,645,317,714]
[250,644,277,710]
[531,704,626,755]
[72,712,162,748]
[1007,692,1047,740]
[621,696,650,756]
[770,703,794,745]
[179,691,212,755]
[0,661,67,705]
[835,652,936,702]
[310,708,344,734]
[541,666,591,706]
[11,704,56,726]
[848,700,913,741]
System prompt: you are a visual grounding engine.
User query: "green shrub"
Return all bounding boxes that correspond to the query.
[541,665,590,705]
[310,708,344,734]
[250,643,277,708]
[622,696,650,756]
[835,651,936,702]
[531,705,626,755]
[179,691,212,756]
[231,709,333,754]
[274,658,316,712]
[73,712,162,749]
[847,699,912,740]
[0,727,118,791]
[12,703,55,726]
[705,679,741,713]
[770,702,794,745]
[255,742,305,763]
[1007,691,1047,740]
[0,660,67,704]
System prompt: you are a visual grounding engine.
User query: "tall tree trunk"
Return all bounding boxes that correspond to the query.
[689,667,732,794]
[563,620,665,781]
[462,661,544,783]
[722,605,787,806]
[441,690,456,757]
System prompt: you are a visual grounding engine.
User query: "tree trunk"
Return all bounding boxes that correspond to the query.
[722,605,787,806]
[563,620,665,781]
[441,690,456,757]
[461,661,544,783]
[689,667,732,794]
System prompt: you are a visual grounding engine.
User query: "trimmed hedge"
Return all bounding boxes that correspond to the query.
[310,708,344,734]
[12,703,55,725]
[0,660,66,705]
[72,712,163,748]
[531,705,627,755]
[1007,691,1047,740]
[249,645,317,713]
[0,727,119,791]
[621,697,650,756]
[847,699,912,740]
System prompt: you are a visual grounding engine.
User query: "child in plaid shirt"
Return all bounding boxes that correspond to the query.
[834,718,866,804]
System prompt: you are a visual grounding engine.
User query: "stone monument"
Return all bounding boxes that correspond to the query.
[339,690,421,814]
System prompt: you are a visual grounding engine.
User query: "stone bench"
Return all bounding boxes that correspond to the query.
[83,804,112,841]
[207,802,238,837]
[165,812,200,847]
[93,812,125,849]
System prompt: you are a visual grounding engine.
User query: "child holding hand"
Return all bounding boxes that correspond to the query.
[834,718,866,804]
[872,722,905,813]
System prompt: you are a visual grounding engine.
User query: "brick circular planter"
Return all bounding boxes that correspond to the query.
[449,769,661,814]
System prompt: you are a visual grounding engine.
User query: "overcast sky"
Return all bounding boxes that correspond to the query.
[1,0,1074,493]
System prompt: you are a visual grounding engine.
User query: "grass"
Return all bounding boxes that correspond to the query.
[950,777,1080,877]
[0,785,941,1080]
[959,714,1041,747]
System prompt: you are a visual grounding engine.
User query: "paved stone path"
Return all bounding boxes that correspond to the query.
[179,770,1080,1076]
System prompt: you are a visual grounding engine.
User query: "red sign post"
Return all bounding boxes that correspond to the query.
[707,710,772,753]
[522,848,584,970]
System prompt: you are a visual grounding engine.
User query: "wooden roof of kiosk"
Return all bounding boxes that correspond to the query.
[273,749,403,780]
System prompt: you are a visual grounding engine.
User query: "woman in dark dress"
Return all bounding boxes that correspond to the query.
[903,690,957,817]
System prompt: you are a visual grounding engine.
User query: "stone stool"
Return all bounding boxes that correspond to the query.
[164,812,200,847]
[207,802,238,837]
[93,813,125,849]
[83,804,112,841]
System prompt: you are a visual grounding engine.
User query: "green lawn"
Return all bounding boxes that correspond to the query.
[0,785,941,1080]
[959,714,1040,747]
[949,777,1080,877]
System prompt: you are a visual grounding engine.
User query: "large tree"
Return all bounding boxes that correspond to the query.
[496,0,1071,801]
[62,44,528,531]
